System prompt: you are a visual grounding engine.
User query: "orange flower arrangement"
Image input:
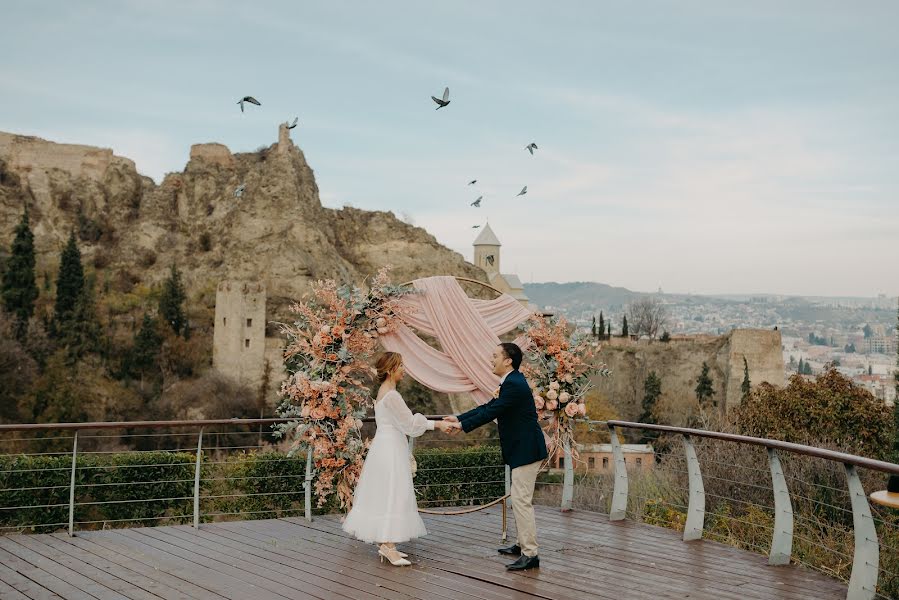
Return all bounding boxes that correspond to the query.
[519,316,611,462]
[274,266,414,510]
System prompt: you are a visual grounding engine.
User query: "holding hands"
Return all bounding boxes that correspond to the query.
[436,415,462,434]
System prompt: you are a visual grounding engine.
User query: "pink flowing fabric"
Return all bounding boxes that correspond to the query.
[380,276,533,405]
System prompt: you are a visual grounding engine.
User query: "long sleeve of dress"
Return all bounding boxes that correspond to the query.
[384,391,435,437]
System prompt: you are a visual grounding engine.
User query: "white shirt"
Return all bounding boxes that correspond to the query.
[499,370,513,386]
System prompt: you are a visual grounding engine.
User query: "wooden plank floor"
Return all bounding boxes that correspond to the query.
[0,506,847,599]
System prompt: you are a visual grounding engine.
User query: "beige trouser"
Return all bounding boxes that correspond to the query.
[510,459,542,557]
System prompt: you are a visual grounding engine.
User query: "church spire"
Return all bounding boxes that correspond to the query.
[473,222,501,246]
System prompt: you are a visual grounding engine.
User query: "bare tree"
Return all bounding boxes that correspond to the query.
[627,296,670,340]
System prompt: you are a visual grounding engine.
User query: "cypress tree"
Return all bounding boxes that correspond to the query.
[641,372,662,423]
[598,312,605,340]
[1,209,38,338]
[58,277,101,361]
[125,313,163,379]
[741,356,751,401]
[53,231,84,331]
[695,362,716,407]
[159,264,187,336]
[621,315,629,338]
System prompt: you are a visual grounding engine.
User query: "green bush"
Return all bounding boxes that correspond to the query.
[0,454,71,532]
[83,452,194,526]
[206,451,310,519]
[0,445,508,532]
[413,445,505,508]
[0,452,194,531]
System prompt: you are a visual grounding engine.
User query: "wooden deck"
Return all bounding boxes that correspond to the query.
[0,505,847,599]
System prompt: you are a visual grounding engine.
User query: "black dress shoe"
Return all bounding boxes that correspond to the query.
[506,555,539,571]
[497,544,522,556]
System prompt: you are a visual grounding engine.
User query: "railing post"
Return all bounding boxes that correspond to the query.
[561,441,574,511]
[609,426,628,520]
[505,465,511,510]
[304,446,314,522]
[767,448,793,565]
[845,464,878,600]
[682,435,705,541]
[67,430,78,537]
[193,428,203,529]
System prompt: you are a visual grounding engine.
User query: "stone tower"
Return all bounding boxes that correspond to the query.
[473,222,501,275]
[277,121,293,154]
[213,281,267,388]
[722,329,785,410]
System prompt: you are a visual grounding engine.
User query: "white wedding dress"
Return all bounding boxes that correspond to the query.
[342,389,434,544]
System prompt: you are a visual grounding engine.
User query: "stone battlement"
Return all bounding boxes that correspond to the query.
[188,143,235,169]
[0,132,134,181]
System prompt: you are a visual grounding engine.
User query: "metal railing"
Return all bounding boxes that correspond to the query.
[3,416,896,599]
[0,418,318,536]
[0,415,506,535]
[587,420,899,600]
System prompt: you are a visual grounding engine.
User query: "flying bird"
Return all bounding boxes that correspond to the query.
[234,183,246,198]
[238,96,261,113]
[468,179,477,185]
[472,224,481,229]
[471,196,482,207]
[431,87,450,109]
[287,117,298,129]
[486,255,495,266]
[525,142,538,155]
[516,185,528,197]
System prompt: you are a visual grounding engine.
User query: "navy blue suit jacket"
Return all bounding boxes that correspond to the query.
[458,369,548,469]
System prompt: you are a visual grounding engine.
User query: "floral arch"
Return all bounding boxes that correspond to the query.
[274,267,608,510]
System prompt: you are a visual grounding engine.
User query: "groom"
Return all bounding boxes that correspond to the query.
[443,342,548,571]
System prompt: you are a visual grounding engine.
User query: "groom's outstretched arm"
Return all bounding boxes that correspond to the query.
[457,387,517,433]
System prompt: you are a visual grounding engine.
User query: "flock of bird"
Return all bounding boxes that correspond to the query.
[427,87,538,229]
[233,88,538,229]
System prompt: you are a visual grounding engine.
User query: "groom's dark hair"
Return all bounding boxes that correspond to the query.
[499,342,523,370]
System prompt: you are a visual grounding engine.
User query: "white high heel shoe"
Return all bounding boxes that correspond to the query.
[379,546,411,566]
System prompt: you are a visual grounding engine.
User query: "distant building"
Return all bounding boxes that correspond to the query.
[854,374,897,406]
[865,335,896,355]
[549,443,655,473]
[473,223,535,309]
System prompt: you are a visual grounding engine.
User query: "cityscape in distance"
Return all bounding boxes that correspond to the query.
[524,281,898,404]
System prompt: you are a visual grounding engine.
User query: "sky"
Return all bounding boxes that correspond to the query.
[1,1,897,298]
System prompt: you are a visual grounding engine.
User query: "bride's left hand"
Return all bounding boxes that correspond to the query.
[435,420,461,434]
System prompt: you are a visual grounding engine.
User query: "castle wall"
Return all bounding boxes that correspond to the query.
[589,329,784,425]
[212,281,267,388]
[723,329,785,410]
[0,132,134,181]
[187,143,234,169]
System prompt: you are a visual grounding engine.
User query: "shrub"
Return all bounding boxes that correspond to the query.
[412,445,505,508]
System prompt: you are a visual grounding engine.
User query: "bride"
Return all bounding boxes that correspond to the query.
[342,351,458,566]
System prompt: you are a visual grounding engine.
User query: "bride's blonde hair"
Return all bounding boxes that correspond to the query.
[375,352,403,383]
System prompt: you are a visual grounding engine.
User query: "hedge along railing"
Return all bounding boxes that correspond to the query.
[0,416,515,536]
[0,418,300,535]
[603,420,899,600]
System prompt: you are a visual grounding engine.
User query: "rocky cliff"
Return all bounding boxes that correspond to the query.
[590,329,785,425]
[0,127,488,321]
